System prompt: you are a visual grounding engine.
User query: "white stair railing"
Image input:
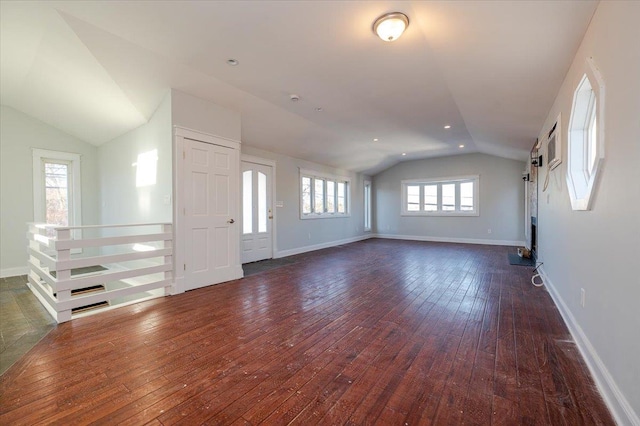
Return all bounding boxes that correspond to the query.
[27,223,173,323]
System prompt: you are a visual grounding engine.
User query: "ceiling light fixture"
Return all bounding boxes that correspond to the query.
[402,152,407,156]
[459,144,465,148]
[226,59,239,66]
[315,107,323,112]
[444,125,451,129]
[373,138,379,142]
[290,94,300,102]
[373,12,409,42]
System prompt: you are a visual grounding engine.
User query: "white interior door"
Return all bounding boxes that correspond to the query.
[241,161,273,263]
[184,138,239,291]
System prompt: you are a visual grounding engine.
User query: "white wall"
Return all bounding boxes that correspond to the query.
[171,89,241,141]
[241,146,370,256]
[535,2,640,424]
[373,153,525,245]
[0,105,99,276]
[98,92,172,226]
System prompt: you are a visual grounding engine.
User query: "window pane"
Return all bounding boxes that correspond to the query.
[460,181,474,211]
[364,183,371,229]
[302,177,312,214]
[407,185,420,211]
[588,110,597,174]
[242,170,253,234]
[423,184,437,211]
[258,172,267,233]
[314,178,324,213]
[326,181,336,213]
[44,162,69,226]
[337,182,346,213]
[442,184,455,211]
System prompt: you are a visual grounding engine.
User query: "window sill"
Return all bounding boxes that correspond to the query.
[401,211,479,217]
[300,213,351,220]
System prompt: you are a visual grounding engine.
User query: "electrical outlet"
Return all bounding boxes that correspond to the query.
[487,228,492,234]
[580,288,586,307]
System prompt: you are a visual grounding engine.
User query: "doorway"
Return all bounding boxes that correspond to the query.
[241,156,275,264]
[173,127,242,293]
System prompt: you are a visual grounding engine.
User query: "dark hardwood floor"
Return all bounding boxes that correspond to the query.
[0,239,614,425]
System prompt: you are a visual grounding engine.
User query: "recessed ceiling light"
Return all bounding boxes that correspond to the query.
[226,59,239,66]
[290,94,300,102]
[444,125,451,129]
[402,152,407,156]
[459,144,465,148]
[373,138,379,142]
[315,107,323,112]
[373,12,409,42]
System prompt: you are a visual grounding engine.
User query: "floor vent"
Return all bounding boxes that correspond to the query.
[72,301,110,314]
[71,284,106,296]
[54,284,106,298]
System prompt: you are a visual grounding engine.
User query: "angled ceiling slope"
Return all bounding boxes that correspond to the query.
[0,3,147,144]
[0,1,597,174]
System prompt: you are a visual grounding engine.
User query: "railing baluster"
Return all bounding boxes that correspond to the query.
[26,222,174,323]
[163,223,173,296]
[55,228,73,323]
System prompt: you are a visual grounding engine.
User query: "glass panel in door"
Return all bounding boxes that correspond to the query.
[243,170,253,234]
[258,172,267,233]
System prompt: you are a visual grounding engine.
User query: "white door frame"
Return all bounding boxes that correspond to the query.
[173,126,242,294]
[241,154,277,262]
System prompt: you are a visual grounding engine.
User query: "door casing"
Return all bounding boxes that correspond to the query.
[173,126,243,294]
[241,155,277,264]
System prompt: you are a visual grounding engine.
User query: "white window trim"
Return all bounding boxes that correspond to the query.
[299,168,351,219]
[566,57,605,211]
[33,149,82,251]
[33,149,82,225]
[364,180,372,232]
[401,175,479,217]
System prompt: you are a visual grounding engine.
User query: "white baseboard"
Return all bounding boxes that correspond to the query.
[274,234,373,259]
[0,266,28,278]
[539,267,640,426]
[373,233,524,247]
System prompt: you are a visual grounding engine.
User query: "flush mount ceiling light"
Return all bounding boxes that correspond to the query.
[226,59,239,66]
[444,125,451,129]
[373,12,409,42]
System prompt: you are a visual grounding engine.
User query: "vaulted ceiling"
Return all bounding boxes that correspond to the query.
[0,1,597,174]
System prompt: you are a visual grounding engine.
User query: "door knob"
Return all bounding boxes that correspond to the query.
[227,218,235,224]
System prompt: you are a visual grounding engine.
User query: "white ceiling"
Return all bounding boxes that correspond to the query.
[0,1,597,175]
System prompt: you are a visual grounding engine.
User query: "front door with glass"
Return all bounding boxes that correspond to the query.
[241,161,273,264]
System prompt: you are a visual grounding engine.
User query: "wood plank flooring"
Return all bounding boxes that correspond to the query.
[0,239,614,425]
